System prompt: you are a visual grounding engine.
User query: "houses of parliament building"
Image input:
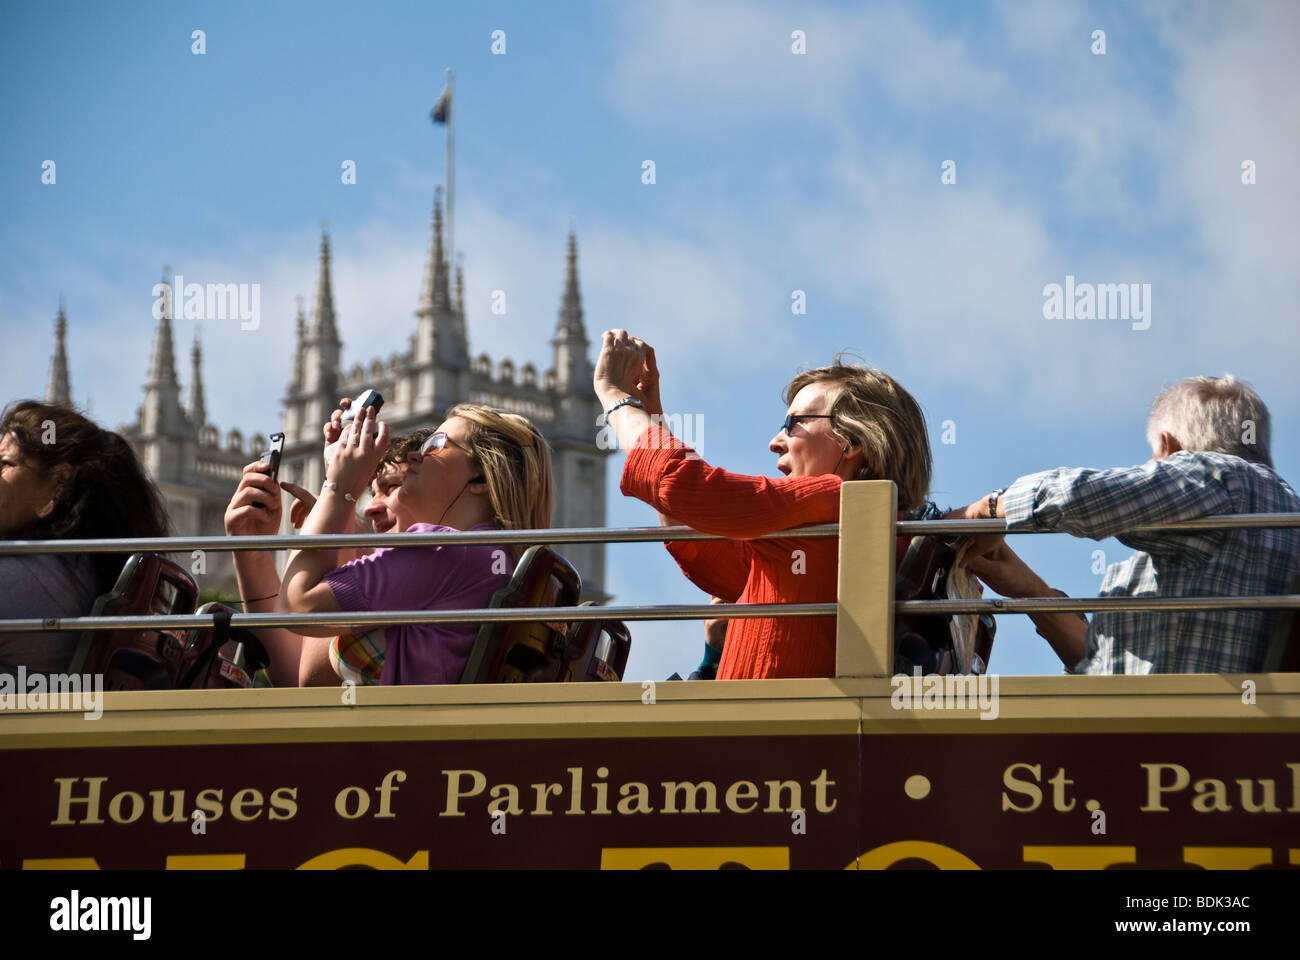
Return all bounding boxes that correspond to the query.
[41,194,612,601]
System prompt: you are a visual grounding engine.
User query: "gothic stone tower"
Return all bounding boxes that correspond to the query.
[52,202,611,600]
[278,196,610,600]
[113,272,267,593]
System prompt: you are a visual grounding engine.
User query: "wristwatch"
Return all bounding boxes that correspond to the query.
[322,480,357,503]
[987,488,1006,518]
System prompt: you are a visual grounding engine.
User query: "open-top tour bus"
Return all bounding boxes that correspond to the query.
[1,481,1297,870]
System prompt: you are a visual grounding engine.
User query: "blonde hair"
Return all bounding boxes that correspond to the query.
[446,403,554,559]
[784,359,932,510]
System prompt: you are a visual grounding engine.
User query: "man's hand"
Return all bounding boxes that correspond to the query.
[946,498,1005,567]
[702,595,727,651]
[280,482,317,529]
[224,462,283,537]
[958,539,1048,600]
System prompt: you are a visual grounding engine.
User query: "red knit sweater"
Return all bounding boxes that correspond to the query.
[620,424,844,679]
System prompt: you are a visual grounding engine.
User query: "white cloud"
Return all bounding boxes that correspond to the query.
[607,0,1008,129]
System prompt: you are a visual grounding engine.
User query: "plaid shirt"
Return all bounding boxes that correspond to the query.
[1002,451,1300,674]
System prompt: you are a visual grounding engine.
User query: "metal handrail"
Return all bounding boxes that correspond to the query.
[0,512,1295,634]
[0,512,1296,554]
[2,594,1299,634]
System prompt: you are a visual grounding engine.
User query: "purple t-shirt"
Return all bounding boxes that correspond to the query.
[323,522,510,685]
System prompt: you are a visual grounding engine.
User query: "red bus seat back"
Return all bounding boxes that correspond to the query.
[459,546,631,683]
[559,607,632,683]
[68,553,199,690]
[180,602,270,689]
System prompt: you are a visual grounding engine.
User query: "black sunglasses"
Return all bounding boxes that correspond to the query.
[780,413,834,436]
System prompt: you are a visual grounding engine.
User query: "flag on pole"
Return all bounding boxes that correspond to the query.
[431,85,451,124]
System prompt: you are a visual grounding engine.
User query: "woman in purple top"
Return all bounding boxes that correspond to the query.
[280,403,554,685]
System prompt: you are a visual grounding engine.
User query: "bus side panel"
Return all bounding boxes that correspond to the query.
[856,733,1300,870]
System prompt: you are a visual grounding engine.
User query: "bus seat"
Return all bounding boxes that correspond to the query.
[180,602,271,689]
[1262,573,1300,672]
[459,546,631,683]
[68,553,199,690]
[560,605,632,682]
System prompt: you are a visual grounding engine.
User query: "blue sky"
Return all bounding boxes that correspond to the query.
[2,0,1296,680]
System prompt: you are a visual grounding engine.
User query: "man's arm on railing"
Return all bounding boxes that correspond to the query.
[1000,454,1234,546]
[962,541,1088,671]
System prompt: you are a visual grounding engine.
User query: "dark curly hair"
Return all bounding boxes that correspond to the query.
[2,401,171,594]
[373,427,435,479]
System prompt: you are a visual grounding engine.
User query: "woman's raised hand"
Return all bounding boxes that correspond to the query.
[635,342,664,417]
[595,330,661,414]
[322,396,352,453]
[325,404,389,500]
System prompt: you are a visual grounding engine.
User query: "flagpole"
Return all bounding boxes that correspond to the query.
[445,67,454,268]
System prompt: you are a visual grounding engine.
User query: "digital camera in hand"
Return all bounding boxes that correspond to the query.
[324,389,384,464]
[259,432,285,483]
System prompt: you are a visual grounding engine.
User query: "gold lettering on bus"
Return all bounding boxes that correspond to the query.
[845,841,980,870]
[1022,846,1137,869]
[601,847,790,870]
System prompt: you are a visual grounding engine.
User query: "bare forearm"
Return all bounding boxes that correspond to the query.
[297,636,338,686]
[597,388,656,453]
[1017,573,1089,671]
[1028,594,1089,671]
[282,489,355,610]
[230,550,302,686]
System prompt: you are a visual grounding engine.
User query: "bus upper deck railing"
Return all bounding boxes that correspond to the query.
[0,512,1295,554]
[0,482,1296,677]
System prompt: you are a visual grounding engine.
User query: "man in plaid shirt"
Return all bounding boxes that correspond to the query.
[951,376,1299,674]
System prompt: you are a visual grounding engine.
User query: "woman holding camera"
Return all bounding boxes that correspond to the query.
[279,402,553,685]
[595,330,931,680]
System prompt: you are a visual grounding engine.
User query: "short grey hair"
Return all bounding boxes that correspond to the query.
[1145,375,1272,467]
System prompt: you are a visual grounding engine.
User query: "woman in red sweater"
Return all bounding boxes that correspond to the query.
[595,330,932,680]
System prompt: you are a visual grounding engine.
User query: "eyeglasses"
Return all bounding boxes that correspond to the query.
[779,413,833,436]
[418,432,472,458]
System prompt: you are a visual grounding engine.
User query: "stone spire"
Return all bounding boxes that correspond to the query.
[147,268,181,388]
[139,267,187,439]
[186,329,206,427]
[418,189,451,316]
[454,256,468,351]
[309,227,339,342]
[289,295,306,394]
[557,227,585,337]
[302,228,341,396]
[551,226,591,393]
[45,297,71,405]
[414,189,467,371]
